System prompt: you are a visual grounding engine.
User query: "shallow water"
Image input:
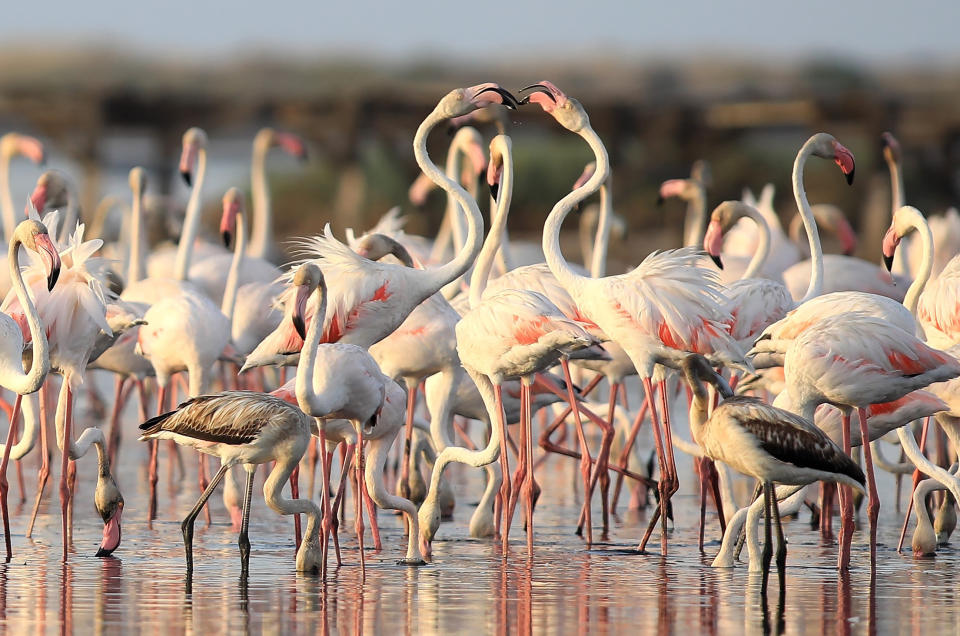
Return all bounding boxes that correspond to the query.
[1,385,958,636]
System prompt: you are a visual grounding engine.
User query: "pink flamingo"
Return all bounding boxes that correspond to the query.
[247,127,308,262]
[524,81,745,555]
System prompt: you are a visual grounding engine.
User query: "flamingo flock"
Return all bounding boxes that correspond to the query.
[0,80,957,601]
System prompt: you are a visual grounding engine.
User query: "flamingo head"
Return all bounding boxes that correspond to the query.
[681,353,734,400]
[881,131,901,164]
[291,262,324,340]
[658,178,697,206]
[809,133,855,185]
[220,187,244,248]
[273,130,309,162]
[1,133,45,165]
[882,204,923,272]
[703,200,748,269]
[435,83,518,120]
[18,220,61,291]
[811,203,858,256]
[486,134,512,202]
[179,127,208,187]
[408,173,435,207]
[94,472,124,557]
[27,170,71,218]
[355,233,414,267]
[520,82,589,132]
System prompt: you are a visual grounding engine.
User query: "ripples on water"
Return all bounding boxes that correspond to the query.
[0,392,957,635]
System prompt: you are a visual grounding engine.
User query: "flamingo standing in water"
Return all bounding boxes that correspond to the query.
[523,81,746,555]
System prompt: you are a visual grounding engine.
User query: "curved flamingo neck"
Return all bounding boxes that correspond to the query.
[443,127,482,258]
[590,177,612,278]
[0,149,14,243]
[413,111,483,297]
[792,138,824,303]
[469,137,513,310]
[127,181,145,285]
[295,280,329,417]
[887,152,912,276]
[2,234,49,395]
[899,206,933,314]
[249,139,271,259]
[543,124,608,293]
[221,211,246,321]
[740,207,771,280]
[174,147,207,281]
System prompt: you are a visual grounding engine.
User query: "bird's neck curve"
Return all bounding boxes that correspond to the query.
[741,207,771,280]
[249,140,271,260]
[590,176,612,278]
[469,139,513,310]
[127,182,145,285]
[684,182,708,249]
[0,149,14,244]
[5,235,49,395]
[174,147,207,281]
[901,206,933,314]
[221,211,246,321]
[543,123,608,294]
[295,281,328,417]
[792,139,824,303]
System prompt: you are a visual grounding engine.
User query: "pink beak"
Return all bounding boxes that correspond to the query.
[882,226,900,272]
[274,132,308,161]
[96,504,122,557]
[29,181,47,216]
[220,197,240,247]
[179,143,198,186]
[17,136,45,165]
[703,220,725,269]
[292,284,311,340]
[833,142,856,185]
[35,233,61,291]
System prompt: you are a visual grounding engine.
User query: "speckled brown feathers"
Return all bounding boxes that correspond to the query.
[720,396,865,486]
[139,391,306,445]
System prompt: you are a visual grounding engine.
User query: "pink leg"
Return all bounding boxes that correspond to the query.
[317,432,332,578]
[838,412,854,570]
[330,442,354,568]
[290,465,302,551]
[355,429,366,577]
[399,384,417,505]
[306,436,319,500]
[198,455,211,527]
[522,382,536,556]
[26,384,50,538]
[59,386,72,562]
[106,377,128,466]
[494,383,511,554]
[610,393,650,511]
[361,464,381,551]
[506,382,529,540]
[637,377,671,555]
[857,407,879,564]
[148,385,167,523]
[560,360,594,546]
[0,395,23,561]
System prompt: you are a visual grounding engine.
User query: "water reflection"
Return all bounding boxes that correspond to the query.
[0,425,957,634]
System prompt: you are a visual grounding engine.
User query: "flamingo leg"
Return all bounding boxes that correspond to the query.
[761,481,774,593]
[837,412,854,570]
[330,442,355,569]
[505,386,527,539]
[399,384,417,501]
[0,395,22,561]
[522,381,536,556]
[898,417,930,552]
[355,428,366,577]
[361,463,381,551]
[182,463,230,577]
[106,377,128,466]
[290,464,302,551]
[306,435,318,500]
[697,457,708,554]
[58,384,73,562]
[857,407,879,564]
[198,455,211,527]
[610,394,650,511]
[148,385,167,522]
[26,384,50,538]
[238,468,255,575]
[771,479,787,589]
[707,458,727,536]
[494,383,511,554]
[317,430,332,578]
[637,377,670,555]
[535,373,603,469]
[576,382,618,537]
[560,359,594,546]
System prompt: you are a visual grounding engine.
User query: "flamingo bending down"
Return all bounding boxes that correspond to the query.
[524,81,747,555]
[680,354,864,588]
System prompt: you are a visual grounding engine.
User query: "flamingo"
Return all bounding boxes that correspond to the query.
[680,353,864,589]
[0,220,59,560]
[242,83,518,369]
[524,81,746,555]
[0,133,45,244]
[137,392,321,576]
[775,312,960,568]
[4,217,124,561]
[26,170,81,244]
[658,176,708,249]
[282,262,424,572]
[247,127,308,262]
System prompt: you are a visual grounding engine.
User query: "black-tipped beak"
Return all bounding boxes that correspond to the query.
[95,546,116,558]
[845,167,855,186]
[883,253,894,272]
[489,182,499,202]
[518,84,556,105]
[293,314,306,341]
[181,170,192,187]
[47,266,59,292]
[656,194,665,206]
[222,231,232,248]
[710,254,723,270]
[475,86,519,110]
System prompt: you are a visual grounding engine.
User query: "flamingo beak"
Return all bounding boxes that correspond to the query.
[96,502,123,557]
[473,86,519,110]
[292,284,310,341]
[29,182,48,216]
[703,219,725,270]
[518,84,556,106]
[881,226,900,272]
[179,143,199,187]
[35,233,61,291]
[220,196,240,248]
[833,142,856,185]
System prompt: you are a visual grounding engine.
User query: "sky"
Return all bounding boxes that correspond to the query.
[5,0,960,65]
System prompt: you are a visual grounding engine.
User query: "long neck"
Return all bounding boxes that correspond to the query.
[887,153,913,276]
[494,198,514,274]
[0,150,14,243]
[59,188,78,243]
[792,139,824,303]
[687,378,709,445]
[413,111,483,296]
[55,378,107,465]
[741,207,771,280]
[0,394,38,461]
[295,283,329,417]
[684,183,708,249]
[469,144,513,309]
[221,212,246,321]
[263,452,320,540]
[901,207,933,314]
[590,178,612,278]
[444,137,468,256]
[127,185,145,285]
[249,141,271,259]
[174,148,207,281]
[3,237,49,394]
[543,124,608,292]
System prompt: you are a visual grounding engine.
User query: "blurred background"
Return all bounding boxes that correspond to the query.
[1,0,959,264]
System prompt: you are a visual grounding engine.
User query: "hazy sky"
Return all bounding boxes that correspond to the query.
[5,0,959,64]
